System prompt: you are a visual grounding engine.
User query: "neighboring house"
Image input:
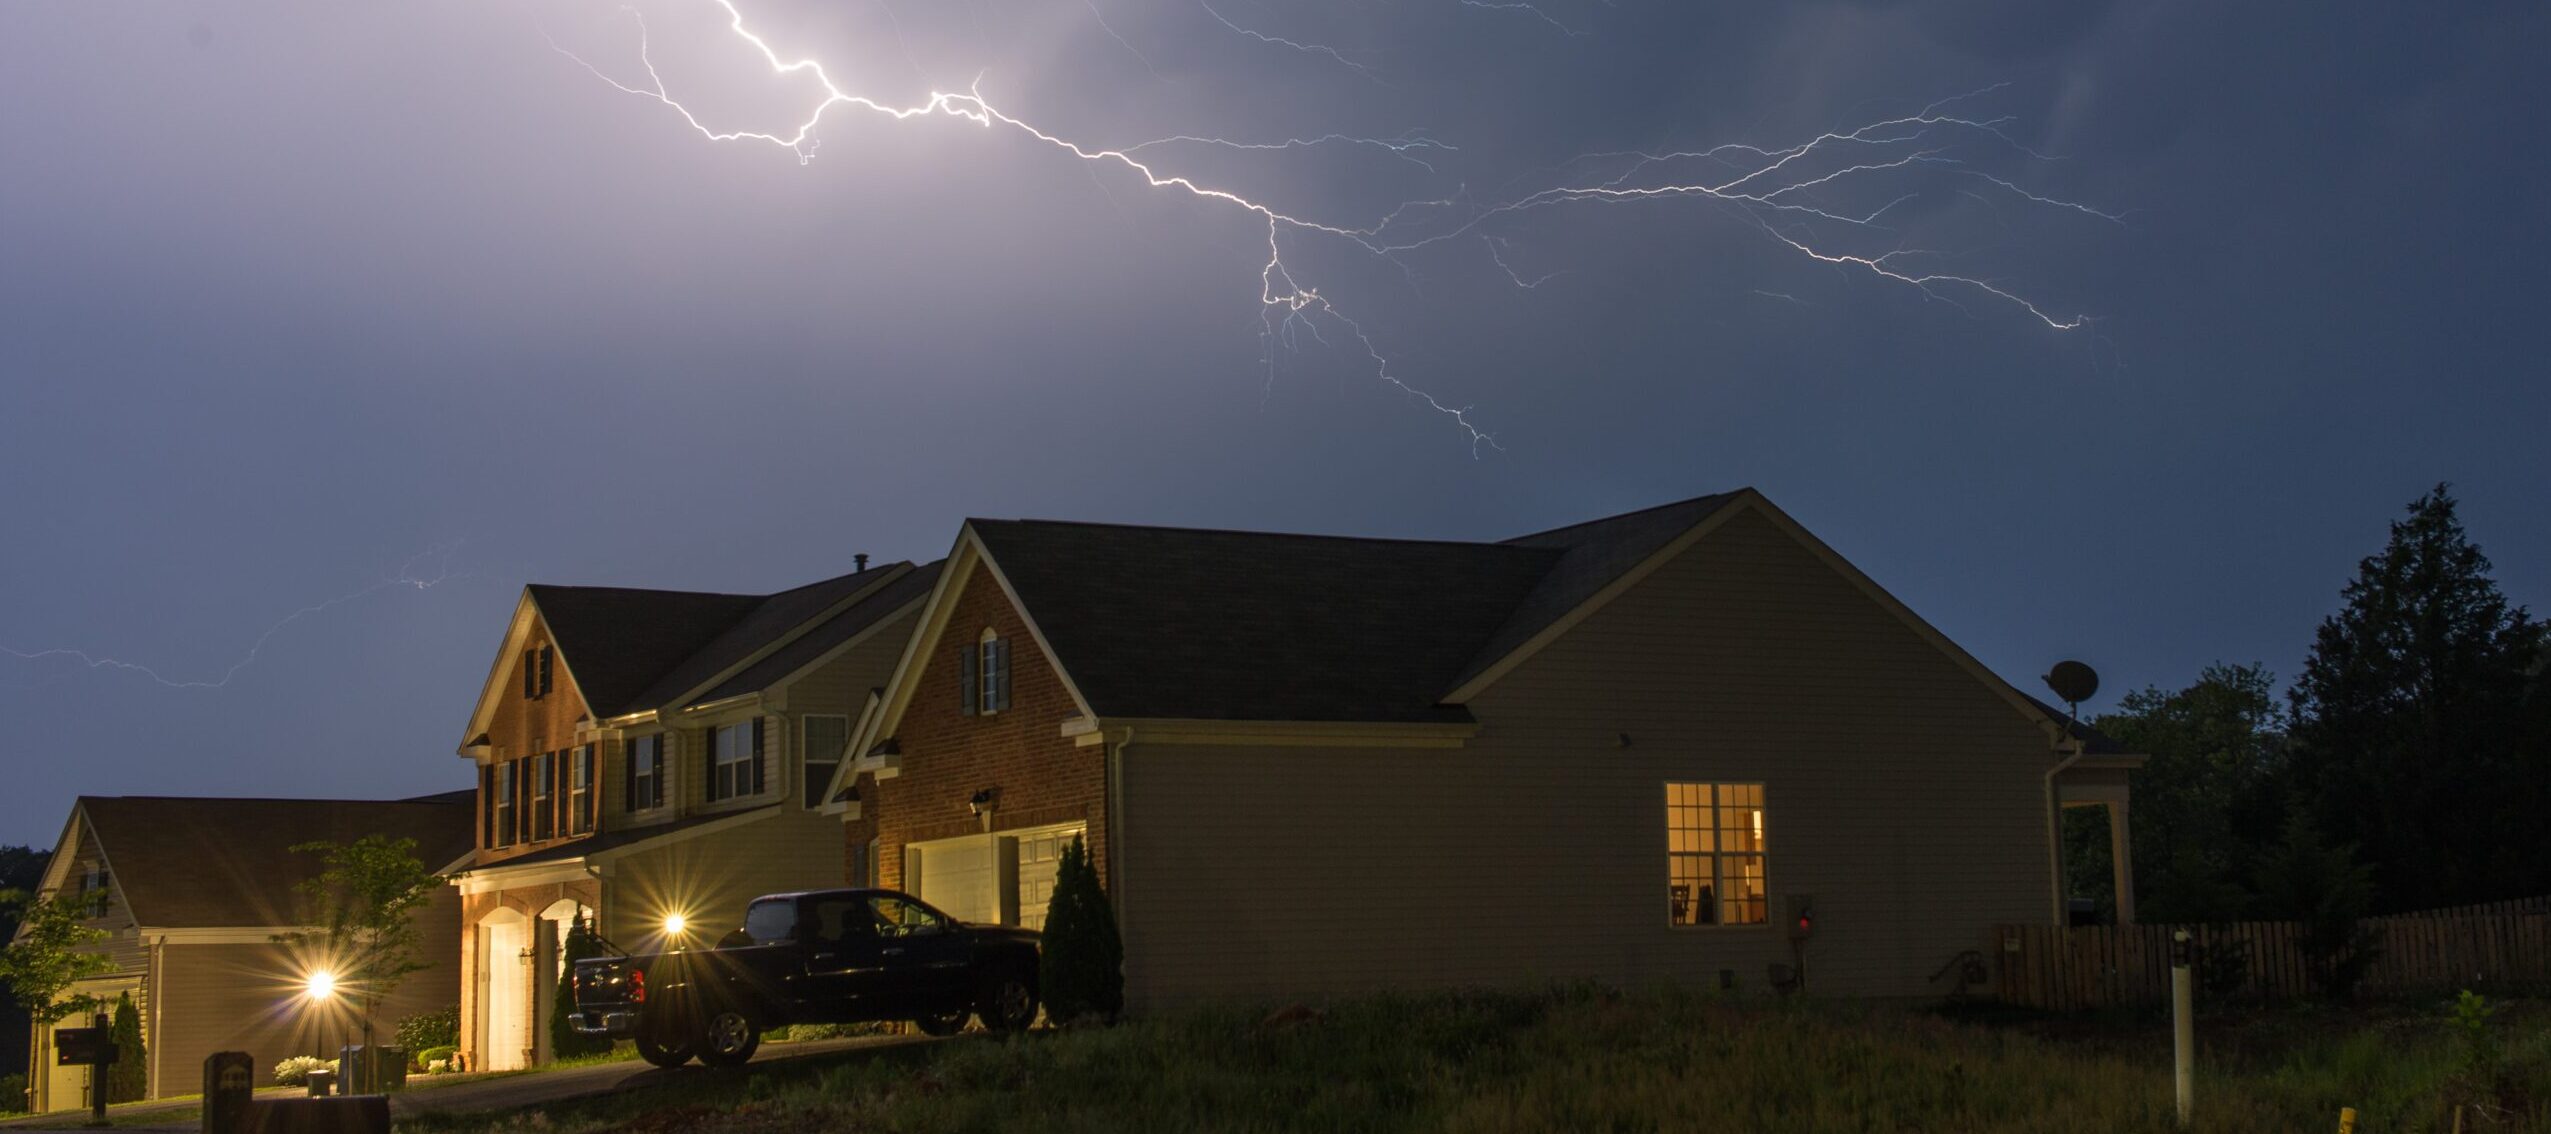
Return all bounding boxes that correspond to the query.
[445,558,939,1072]
[18,794,470,1110]
[833,489,2143,1012]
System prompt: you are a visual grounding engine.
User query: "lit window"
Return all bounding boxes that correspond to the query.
[1666,783,1767,926]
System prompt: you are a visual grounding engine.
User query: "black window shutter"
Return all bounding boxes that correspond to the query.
[623,741,638,814]
[650,741,666,809]
[752,717,767,795]
[959,645,978,716]
[994,639,1012,711]
[481,765,494,846]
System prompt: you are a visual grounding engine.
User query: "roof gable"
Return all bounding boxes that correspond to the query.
[528,584,766,718]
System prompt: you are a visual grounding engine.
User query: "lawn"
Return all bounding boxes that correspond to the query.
[405,986,2551,1133]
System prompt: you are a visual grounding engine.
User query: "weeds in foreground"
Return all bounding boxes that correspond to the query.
[409,986,2551,1134]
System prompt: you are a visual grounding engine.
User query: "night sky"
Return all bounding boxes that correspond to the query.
[3,0,2544,844]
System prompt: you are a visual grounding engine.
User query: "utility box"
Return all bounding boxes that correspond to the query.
[204,1051,255,1134]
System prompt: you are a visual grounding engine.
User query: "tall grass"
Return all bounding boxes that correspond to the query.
[418,985,2551,1134]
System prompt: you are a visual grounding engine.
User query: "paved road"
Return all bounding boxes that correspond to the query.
[0,1036,916,1132]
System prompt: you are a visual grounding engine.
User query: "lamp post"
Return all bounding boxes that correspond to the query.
[304,970,346,1095]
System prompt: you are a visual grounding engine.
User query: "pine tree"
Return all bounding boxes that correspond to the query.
[105,992,146,1103]
[2286,485,2542,908]
[548,918,612,1060]
[1038,836,1122,1024]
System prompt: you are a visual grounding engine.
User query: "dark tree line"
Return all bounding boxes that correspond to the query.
[2069,486,2550,923]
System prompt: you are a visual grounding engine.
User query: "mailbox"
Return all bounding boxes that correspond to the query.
[54,1027,118,1067]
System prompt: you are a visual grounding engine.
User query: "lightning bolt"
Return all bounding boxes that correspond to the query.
[1,544,471,690]
[550,4,2117,453]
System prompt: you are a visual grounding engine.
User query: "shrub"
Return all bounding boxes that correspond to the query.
[106,991,147,1102]
[395,1004,459,1053]
[415,1045,458,1072]
[1038,835,1122,1024]
[2251,815,2380,1000]
[549,918,612,1060]
[272,1056,329,1087]
[0,1073,26,1114]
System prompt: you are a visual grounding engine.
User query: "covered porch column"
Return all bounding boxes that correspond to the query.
[2054,758,2143,925]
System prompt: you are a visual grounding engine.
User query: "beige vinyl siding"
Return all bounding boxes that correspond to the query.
[144,887,461,1097]
[1117,507,2055,1012]
[593,807,847,946]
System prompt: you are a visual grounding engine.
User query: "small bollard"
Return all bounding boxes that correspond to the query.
[203,1051,254,1134]
[2171,930,2194,1126]
[2337,1106,2358,1133]
[303,1068,333,1099]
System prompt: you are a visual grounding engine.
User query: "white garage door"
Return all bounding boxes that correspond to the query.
[906,822,1086,929]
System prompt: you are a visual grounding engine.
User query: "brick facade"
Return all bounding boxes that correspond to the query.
[845,560,1109,893]
[454,880,598,1072]
[475,623,605,867]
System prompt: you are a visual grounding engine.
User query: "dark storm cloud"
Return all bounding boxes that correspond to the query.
[1,0,2544,840]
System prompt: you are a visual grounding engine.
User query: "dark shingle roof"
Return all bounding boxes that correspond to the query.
[693,562,945,706]
[78,793,474,929]
[968,521,1562,723]
[1451,492,1746,690]
[530,562,929,720]
[528,585,765,718]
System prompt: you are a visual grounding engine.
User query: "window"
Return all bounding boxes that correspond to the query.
[867,895,948,938]
[627,735,664,812]
[538,645,555,697]
[570,745,595,834]
[849,837,880,888]
[492,765,517,848]
[742,898,800,945]
[532,752,556,841]
[79,864,109,898]
[802,715,848,811]
[1666,783,1767,926]
[709,720,762,802]
[961,630,1011,717]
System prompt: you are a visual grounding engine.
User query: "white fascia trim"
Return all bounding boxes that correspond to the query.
[1082,717,1479,749]
[138,926,321,945]
[861,527,1103,763]
[449,859,593,895]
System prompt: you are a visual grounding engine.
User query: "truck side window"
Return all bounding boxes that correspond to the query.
[868,897,947,938]
[808,898,875,944]
[742,898,800,945]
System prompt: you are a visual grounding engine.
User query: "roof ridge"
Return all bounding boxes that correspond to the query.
[971,516,1550,552]
[528,582,763,601]
[1500,488,1748,544]
[82,794,470,806]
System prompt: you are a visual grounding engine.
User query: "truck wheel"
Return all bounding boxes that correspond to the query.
[635,1032,694,1069]
[911,1008,969,1037]
[978,973,1040,1034]
[696,1008,761,1067]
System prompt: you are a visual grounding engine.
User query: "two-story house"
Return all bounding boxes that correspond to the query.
[445,557,938,1071]
[830,489,2142,1013]
[20,793,470,1110]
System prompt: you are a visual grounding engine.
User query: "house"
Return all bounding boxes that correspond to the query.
[830,489,2143,1011]
[445,557,939,1071]
[19,794,470,1110]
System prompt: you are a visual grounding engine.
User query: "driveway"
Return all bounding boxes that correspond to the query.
[0,1036,918,1133]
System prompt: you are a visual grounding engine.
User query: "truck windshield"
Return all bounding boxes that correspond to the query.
[741,898,798,945]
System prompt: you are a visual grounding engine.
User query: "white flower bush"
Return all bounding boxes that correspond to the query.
[272,1056,330,1087]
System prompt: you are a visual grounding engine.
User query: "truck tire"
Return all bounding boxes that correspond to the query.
[977,972,1040,1034]
[635,1032,695,1068]
[911,1008,969,1037]
[696,1007,761,1067]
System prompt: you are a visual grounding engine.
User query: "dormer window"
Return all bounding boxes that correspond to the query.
[521,645,555,700]
[960,629,1011,716]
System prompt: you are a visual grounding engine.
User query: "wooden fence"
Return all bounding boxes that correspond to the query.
[1993,896,2551,1010]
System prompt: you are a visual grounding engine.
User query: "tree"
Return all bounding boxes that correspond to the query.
[2097,664,2287,922]
[0,845,52,1091]
[0,888,114,1026]
[2286,485,2542,909]
[274,836,439,1081]
[1038,836,1122,1023]
[105,992,145,1103]
[2252,814,2381,1000]
[548,918,611,1060]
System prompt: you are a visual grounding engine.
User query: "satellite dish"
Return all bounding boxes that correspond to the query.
[2043,660,2099,707]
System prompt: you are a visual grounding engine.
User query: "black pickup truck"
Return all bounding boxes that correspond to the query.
[571,888,1042,1067]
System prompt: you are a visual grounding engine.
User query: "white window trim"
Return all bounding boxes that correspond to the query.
[1665,781,1770,929]
[711,721,757,802]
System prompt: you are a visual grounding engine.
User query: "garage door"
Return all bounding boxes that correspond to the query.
[905,836,1000,925]
[905,823,1087,929]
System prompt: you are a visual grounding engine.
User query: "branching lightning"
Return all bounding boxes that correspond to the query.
[1,544,470,690]
[550,3,2119,453]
